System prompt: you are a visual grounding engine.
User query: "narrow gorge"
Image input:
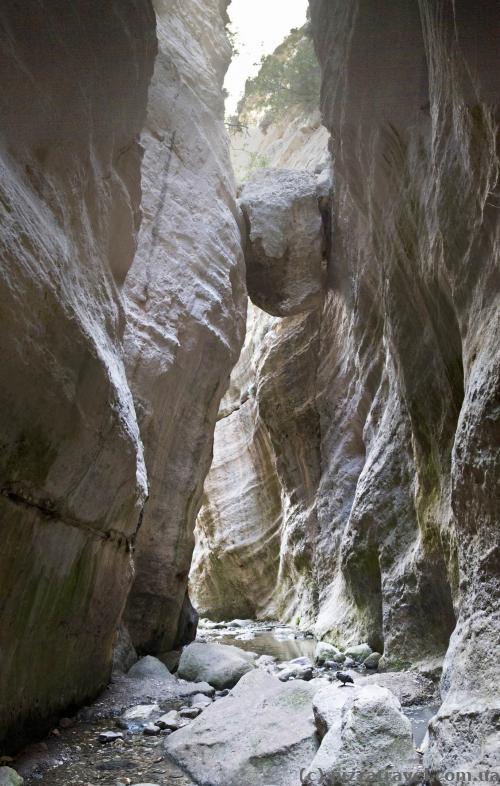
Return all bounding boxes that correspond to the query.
[0,2,498,786]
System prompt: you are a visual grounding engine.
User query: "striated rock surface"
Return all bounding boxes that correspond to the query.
[310,0,500,778]
[123,0,247,654]
[193,1,499,778]
[0,0,155,751]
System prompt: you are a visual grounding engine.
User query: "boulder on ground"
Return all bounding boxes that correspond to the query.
[343,643,372,662]
[127,656,175,682]
[177,642,256,689]
[312,684,353,739]
[165,670,320,786]
[314,642,344,666]
[363,652,382,669]
[305,685,421,786]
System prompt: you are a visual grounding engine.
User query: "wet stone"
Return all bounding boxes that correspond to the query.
[98,731,124,744]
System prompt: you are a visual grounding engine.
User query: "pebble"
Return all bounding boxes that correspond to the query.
[98,731,124,744]
[115,719,130,731]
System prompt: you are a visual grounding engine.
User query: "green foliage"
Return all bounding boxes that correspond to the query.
[237,26,321,128]
[243,151,270,181]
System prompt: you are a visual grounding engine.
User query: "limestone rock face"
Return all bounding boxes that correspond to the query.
[0,0,155,751]
[309,0,500,777]
[231,109,330,184]
[165,670,320,786]
[240,169,327,317]
[123,0,246,654]
[190,300,325,626]
[192,1,499,778]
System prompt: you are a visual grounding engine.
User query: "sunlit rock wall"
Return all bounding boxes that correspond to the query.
[0,0,156,750]
[310,0,499,778]
[123,0,247,654]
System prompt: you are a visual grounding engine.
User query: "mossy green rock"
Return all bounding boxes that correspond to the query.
[0,767,23,786]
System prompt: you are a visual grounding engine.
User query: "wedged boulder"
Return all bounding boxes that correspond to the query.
[239,169,327,317]
[165,670,320,786]
[127,656,175,682]
[177,642,256,689]
[305,685,421,786]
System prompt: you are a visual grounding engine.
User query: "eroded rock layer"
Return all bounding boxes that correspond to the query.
[123,0,246,655]
[0,0,156,750]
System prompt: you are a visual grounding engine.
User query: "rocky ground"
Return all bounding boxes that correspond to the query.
[4,623,443,786]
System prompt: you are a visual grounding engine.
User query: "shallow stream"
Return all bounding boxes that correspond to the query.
[15,622,439,784]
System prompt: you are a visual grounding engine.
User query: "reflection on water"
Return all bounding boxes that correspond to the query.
[198,622,317,662]
[404,704,440,747]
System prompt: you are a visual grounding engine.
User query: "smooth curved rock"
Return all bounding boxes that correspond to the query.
[0,0,155,752]
[344,643,372,662]
[123,0,246,655]
[165,670,320,786]
[177,642,255,690]
[127,657,175,683]
[240,169,327,317]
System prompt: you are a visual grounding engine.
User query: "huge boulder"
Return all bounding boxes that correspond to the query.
[239,169,327,317]
[305,685,421,786]
[177,642,256,689]
[165,670,320,786]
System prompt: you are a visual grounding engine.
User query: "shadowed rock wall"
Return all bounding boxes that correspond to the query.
[0,0,156,750]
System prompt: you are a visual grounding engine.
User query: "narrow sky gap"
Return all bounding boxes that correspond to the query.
[224,0,309,115]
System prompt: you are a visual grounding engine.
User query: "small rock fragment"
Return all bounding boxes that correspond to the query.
[98,731,124,744]
[179,706,202,719]
[143,723,160,736]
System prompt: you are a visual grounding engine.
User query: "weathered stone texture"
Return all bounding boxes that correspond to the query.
[123,0,247,654]
[0,0,156,751]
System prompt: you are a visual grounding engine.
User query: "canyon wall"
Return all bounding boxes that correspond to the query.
[0,0,246,751]
[192,0,499,777]
[0,0,156,750]
[122,0,246,655]
[310,1,499,777]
